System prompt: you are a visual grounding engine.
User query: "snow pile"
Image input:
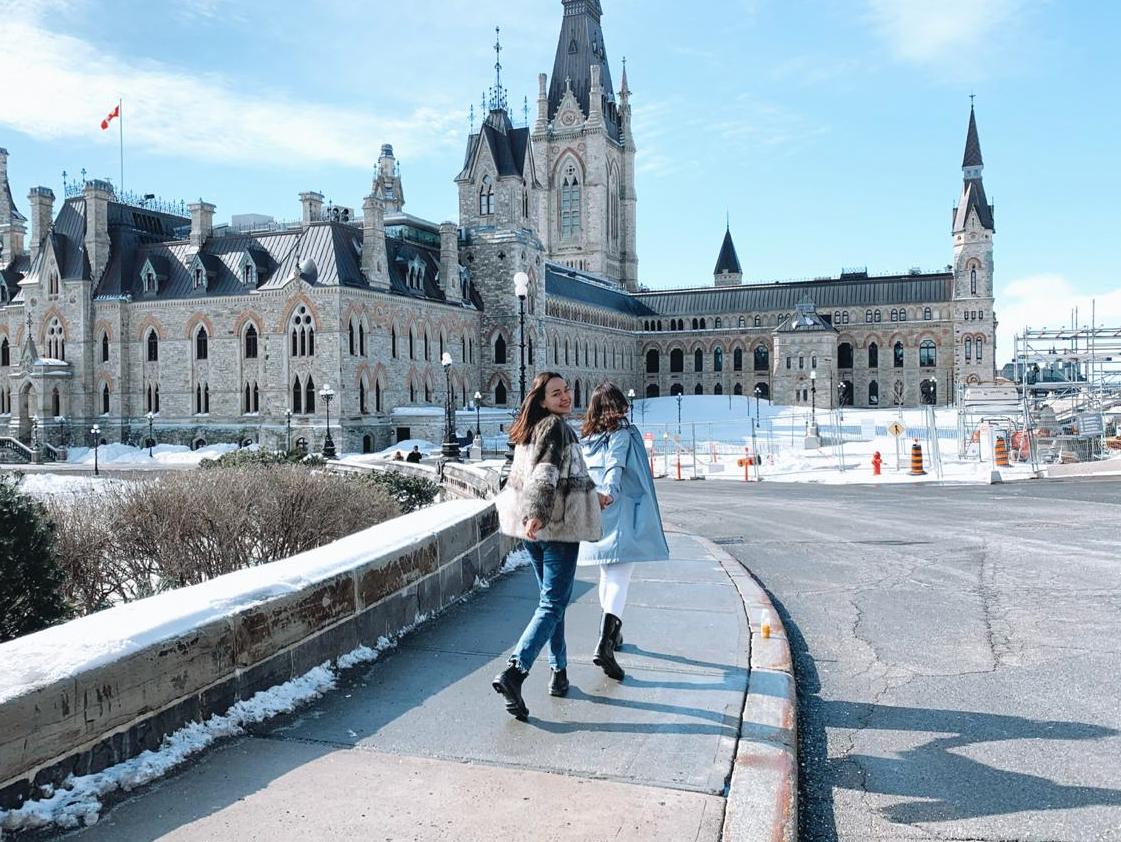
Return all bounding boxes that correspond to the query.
[0,498,490,705]
[65,442,240,467]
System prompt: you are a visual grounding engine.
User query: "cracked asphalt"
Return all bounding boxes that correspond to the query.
[658,476,1121,842]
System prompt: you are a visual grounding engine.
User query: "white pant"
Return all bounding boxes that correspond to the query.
[598,562,636,618]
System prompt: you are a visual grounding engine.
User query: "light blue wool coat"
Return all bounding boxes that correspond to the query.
[577,421,670,566]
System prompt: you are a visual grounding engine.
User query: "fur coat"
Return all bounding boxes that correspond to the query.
[496,414,603,544]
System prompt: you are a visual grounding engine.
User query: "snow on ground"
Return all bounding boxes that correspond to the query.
[0,538,527,835]
[0,498,490,706]
[16,473,123,497]
[65,442,241,467]
[632,395,1026,485]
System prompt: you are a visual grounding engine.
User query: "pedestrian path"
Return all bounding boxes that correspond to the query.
[64,531,751,842]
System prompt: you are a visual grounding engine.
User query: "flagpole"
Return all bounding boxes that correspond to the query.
[118,98,124,195]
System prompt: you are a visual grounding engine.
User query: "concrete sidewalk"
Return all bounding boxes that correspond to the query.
[61,531,756,842]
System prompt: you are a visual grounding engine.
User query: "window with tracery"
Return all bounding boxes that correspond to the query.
[560,164,581,236]
[290,306,315,357]
[479,175,494,216]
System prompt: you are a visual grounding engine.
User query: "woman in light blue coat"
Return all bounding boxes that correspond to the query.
[579,382,670,680]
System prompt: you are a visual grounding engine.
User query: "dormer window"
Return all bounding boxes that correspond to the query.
[48,273,59,295]
[406,255,426,290]
[244,263,255,285]
[195,267,203,288]
[145,271,155,292]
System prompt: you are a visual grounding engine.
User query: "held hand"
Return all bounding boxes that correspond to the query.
[597,493,614,510]
[525,517,544,540]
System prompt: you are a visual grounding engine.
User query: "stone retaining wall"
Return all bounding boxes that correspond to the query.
[0,500,513,812]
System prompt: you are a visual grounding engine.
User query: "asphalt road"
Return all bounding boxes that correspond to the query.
[657,476,1121,842]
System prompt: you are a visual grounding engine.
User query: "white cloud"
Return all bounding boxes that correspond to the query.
[866,0,1032,64]
[0,14,464,169]
[995,273,1121,363]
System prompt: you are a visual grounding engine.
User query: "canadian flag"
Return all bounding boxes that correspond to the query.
[100,104,120,130]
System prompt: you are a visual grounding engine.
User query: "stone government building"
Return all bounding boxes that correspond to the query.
[0,0,997,454]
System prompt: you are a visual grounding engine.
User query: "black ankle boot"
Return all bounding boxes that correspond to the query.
[593,614,625,681]
[612,620,624,651]
[549,668,569,697]
[492,663,529,721]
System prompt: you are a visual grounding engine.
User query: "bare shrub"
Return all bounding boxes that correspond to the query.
[50,466,400,607]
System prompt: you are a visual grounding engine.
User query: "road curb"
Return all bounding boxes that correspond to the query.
[678,528,798,842]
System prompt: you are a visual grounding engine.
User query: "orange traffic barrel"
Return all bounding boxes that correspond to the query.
[909,440,926,476]
[994,436,1011,467]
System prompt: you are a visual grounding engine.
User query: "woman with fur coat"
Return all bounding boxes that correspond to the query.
[493,372,603,720]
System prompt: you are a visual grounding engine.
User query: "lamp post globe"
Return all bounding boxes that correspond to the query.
[627,388,635,424]
[91,424,101,476]
[319,384,336,459]
[146,410,155,457]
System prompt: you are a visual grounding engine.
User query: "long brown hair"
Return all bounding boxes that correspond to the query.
[508,371,566,444]
[581,381,630,437]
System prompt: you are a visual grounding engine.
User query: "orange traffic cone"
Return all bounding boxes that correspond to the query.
[994,436,1011,467]
[909,440,926,476]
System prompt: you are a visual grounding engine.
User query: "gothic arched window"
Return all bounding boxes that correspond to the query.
[713,347,723,372]
[292,378,303,414]
[244,325,257,359]
[754,345,769,371]
[970,267,977,295]
[670,348,684,373]
[495,380,507,405]
[869,380,879,405]
[494,334,507,364]
[195,327,208,360]
[694,348,703,372]
[976,337,984,361]
[100,332,109,362]
[305,377,316,413]
[479,175,494,216]
[646,349,659,373]
[920,340,936,367]
[868,342,879,368]
[733,347,743,371]
[965,337,973,360]
[102,383,110,414]
[560,163,581,236]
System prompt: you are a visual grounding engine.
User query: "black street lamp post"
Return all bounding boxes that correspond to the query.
[515,271,529,402]
[754,386,761,423]
[810,370,817,426]
[676,394,682,437]
[319,384,336,458]
[473,390,482,440]
[30,414,39,461]
[506,271,530,467]
[442,352,461,461]
[91,424,101,477]
[146,410,155,457]
[285,409,292,452]
[627,388,635,424]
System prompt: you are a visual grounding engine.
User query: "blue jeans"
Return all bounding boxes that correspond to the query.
[510,540,579,673]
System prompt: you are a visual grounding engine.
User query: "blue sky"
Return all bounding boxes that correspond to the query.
[2,0,1118,364]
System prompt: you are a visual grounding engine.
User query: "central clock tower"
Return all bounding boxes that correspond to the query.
[531,0,638,290]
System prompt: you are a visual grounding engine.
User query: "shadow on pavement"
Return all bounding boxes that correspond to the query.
[824,700,1121,824]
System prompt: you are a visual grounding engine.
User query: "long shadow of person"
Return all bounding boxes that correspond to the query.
[824,700,1121,824]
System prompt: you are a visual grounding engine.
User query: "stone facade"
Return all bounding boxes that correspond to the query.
[0,2,999,456]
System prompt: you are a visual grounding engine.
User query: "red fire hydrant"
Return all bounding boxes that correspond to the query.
[872,451,882,476]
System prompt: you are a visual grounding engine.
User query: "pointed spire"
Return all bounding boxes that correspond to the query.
[549,0,618,138]
[962,102,983,173]
[488,26,508,113]
[714,227,742,277]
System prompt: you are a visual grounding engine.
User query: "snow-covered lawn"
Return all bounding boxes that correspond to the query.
[632,395,1030,485]
[65,442,241,467]
[16,473,122,497]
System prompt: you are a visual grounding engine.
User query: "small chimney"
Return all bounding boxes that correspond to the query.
[361,194,389,290]
[27,187,55,264]
[83,179,113,282]
[0,148,27,260]
[439,221,461,305]
[536,73,548,131]
[300,191,324,226]
[188,200,215,249]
